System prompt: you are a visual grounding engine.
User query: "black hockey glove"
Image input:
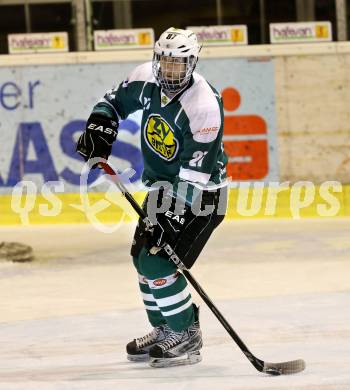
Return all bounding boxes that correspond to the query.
[76,113,118,166]
[146,196,191,254]
[147,213,180,252]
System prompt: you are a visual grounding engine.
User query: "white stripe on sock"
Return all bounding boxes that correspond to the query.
[142,292,156,302]
[147,272,179,289]
[138,273,148,285]
[161,298,193,317]
[144,304,160,311]
[155,286,190,308]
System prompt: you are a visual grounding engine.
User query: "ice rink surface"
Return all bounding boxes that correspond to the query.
[0,218,349,390]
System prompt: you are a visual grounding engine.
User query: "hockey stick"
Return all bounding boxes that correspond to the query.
[100,162,305,375]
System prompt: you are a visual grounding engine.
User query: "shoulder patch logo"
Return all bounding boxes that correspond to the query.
[161,95,169,105]
[144,114,179,161]
[143,97,151,110]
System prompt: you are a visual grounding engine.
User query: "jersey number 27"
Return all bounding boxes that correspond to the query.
[189,151,208,168]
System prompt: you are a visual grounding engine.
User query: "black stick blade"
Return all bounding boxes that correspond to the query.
[263,359,306,375]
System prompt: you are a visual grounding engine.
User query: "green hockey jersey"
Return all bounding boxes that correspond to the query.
[92,62,228,202]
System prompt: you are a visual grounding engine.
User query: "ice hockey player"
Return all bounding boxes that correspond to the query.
[76,27,228,368]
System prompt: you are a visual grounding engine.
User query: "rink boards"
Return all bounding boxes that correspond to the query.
[0,184,349,225]
[1,43,350,225]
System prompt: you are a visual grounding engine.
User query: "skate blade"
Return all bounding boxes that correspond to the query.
[149,351,202,368]
[127,353,150,362]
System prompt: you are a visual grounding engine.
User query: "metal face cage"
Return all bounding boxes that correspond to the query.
[152,54,197,94]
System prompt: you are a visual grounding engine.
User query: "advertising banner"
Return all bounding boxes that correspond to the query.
[197,59,277,182]
[270,22,332,44]
[187,26,248,46]
[94,29,154,51]
[0,57,277,201]
[8,32,69,54]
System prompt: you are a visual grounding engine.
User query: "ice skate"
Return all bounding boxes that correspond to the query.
[149,306,202,368]
[126,325,167,362]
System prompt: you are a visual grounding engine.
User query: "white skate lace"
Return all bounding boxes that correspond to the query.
[158,330,183,351]
[136,327,161,348]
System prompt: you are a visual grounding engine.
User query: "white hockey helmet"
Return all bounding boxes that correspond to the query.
[152,27,201,94]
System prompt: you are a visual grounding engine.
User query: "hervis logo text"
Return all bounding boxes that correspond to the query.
[153,278,167,287]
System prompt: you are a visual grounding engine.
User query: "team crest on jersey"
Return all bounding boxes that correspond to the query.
[144,114,179,161]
